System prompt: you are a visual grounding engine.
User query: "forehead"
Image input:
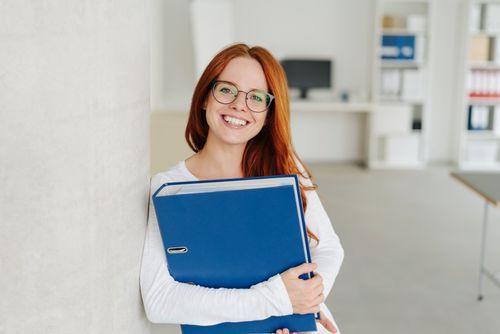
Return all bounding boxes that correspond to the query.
[218,57,268,91]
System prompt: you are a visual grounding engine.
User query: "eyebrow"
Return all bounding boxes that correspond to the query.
[217,79,269,93]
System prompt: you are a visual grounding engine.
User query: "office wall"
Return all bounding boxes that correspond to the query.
[151,0,196,112]
[151,112,192,175]
[0,1,151,333]
[427,0,460,163]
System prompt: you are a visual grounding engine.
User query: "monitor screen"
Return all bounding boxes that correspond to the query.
[281,59,332,99]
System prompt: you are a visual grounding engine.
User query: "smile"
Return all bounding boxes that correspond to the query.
[222,115,248,128]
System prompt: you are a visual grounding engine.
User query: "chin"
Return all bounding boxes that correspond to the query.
[217,131,260,147]
[221,136,253,146]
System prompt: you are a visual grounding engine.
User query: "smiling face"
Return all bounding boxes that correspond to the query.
[203,57,269,150]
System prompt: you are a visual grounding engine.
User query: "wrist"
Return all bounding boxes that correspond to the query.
[251,274,293,316]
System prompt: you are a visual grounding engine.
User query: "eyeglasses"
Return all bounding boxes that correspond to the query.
[211,80,274,113]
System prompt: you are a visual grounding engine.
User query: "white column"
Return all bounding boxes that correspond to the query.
[0,1,151,333]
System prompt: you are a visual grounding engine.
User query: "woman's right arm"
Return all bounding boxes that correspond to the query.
[140,175,321,325]
[140,175,290,325]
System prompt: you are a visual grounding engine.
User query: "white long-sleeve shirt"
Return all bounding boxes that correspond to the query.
[140,161,344,333]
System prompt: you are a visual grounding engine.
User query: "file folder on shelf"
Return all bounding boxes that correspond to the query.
[152,175,317,334]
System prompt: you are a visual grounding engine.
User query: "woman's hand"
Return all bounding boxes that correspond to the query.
[317,311,337,333]
[280,263,324,314]
[275,311,337,334]
[275,329,296,334]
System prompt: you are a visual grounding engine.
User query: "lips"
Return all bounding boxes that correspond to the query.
[222,115,249,127]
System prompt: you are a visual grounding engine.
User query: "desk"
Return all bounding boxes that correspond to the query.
[289,101,373,162]
[290,101,373,113]
[451,172,500,300]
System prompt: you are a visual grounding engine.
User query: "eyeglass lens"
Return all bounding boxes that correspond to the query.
[212,81,271,112]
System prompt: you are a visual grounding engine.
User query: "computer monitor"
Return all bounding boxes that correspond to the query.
[281,59,332,99]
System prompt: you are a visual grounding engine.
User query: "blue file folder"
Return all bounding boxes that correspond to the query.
[152,175,317,334]
[381,35,416,60]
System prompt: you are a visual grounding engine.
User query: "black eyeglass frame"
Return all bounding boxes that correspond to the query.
[210,80,275,113]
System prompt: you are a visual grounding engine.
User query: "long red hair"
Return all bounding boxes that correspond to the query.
[185,43,318,243]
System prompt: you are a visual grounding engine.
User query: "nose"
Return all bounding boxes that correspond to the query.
[230,91,248,112]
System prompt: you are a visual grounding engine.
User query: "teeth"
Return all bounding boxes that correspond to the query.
[223,115,247,126]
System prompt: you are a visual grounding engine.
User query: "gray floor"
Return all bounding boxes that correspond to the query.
[312,164,500,334]
[152,164,500,334]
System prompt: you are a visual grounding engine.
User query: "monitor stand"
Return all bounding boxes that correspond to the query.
[299,88,308,99]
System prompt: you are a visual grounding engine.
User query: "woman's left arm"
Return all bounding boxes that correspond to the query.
[303,183,344,299]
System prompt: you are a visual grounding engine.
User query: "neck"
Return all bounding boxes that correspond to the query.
[187,137,246,180]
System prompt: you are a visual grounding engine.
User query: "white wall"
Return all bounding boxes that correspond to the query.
[427,0,461,163]
[191,0,235,78]
[0,1,151,333]
[151,0,196,112]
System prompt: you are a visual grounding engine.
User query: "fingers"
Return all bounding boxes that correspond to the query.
[319,318,337,333]
[307,274,324,299]
[281,263,325,315]
[287,262,317,277]
[275,328,299,334]
[313,293,325,305]
[318,310,337,333]
[310,304,321,313]
[275,329,290,334]
[309,273,323,288]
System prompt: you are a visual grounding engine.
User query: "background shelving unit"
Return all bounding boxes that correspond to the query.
[457,0,500,170]
[369,0,433,169]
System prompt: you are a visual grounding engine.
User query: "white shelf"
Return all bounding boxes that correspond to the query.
[469,30,500,37]
[382,131,422,136]
[466,131,500,140]
[371,100,416,107]
[459,161,500,170]
[382,28,427,35]
[456,1,500,170]
[370,0,432,169]
[469,62,500,69]
[378,96,425,104]
[379,60,423,68]
[468,97,500,104]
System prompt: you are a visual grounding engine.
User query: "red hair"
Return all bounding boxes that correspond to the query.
[185,43,318,243]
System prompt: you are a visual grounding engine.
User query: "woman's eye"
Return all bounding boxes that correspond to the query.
[220,87,232,94]
[251,94,263,102]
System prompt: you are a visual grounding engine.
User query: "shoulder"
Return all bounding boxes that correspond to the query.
[151,160,197,191]
[294,158,314,188]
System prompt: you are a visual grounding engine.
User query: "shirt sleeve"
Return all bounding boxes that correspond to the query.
[139,174,294,325]
[301,176,344,299]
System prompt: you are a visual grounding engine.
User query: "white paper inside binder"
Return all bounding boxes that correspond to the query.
[156,177,297,196]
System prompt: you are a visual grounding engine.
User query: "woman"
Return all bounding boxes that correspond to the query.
[140,43,344,334]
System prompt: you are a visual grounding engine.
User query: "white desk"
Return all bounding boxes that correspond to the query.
[451,171,500,301]
[290,101,374,113]
[289,101,373,163]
